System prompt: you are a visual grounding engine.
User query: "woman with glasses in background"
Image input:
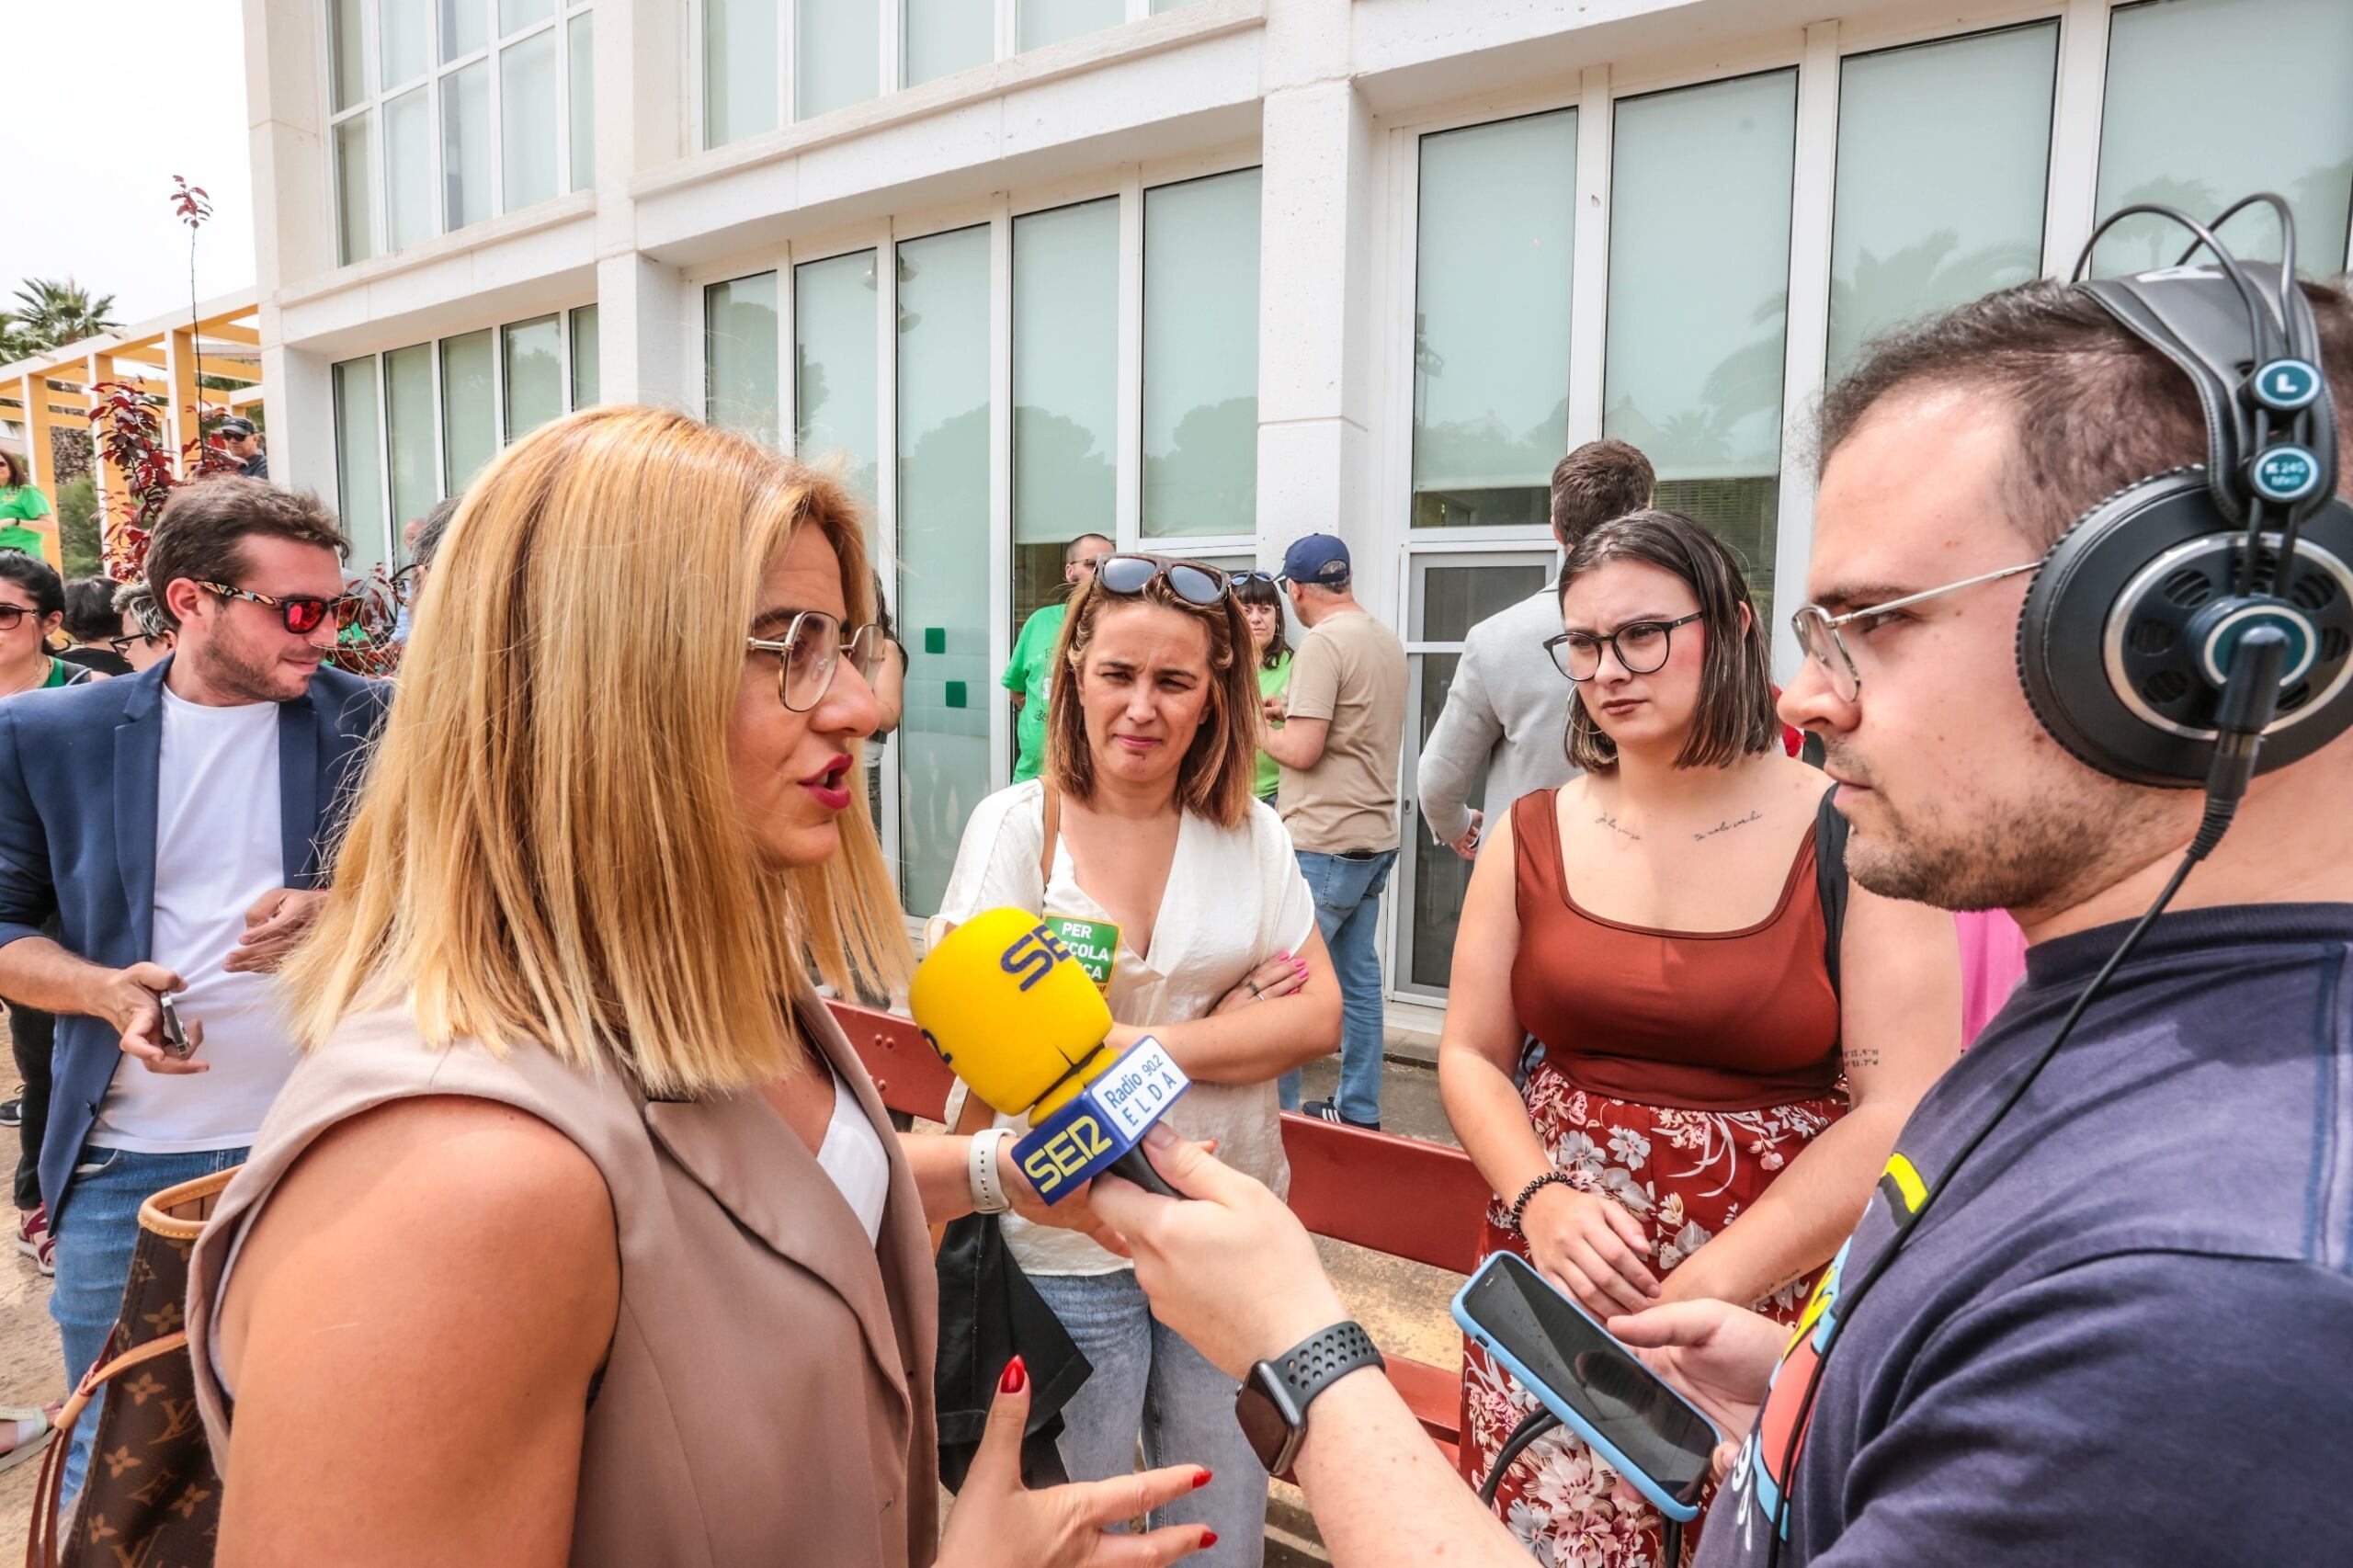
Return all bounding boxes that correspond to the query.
[1437,509,1960,1564]
[933,552,1342,1566]
[1231,571,1291,805]
[188,409,1213,1568]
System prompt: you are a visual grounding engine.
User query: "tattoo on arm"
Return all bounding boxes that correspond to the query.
[1692,809,1765,842]
[1595,813,1640,842]
[1844,1047,1882,1071]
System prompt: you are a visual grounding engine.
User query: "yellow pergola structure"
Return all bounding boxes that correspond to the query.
[0,293,264,572]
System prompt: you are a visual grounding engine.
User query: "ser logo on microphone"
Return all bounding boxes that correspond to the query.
[1021,1114,1115,1192]
[998,924,1075,992]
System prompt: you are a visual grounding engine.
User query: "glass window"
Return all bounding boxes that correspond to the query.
[381,0,430,86]
[705,0,779,147]
[332,358,387,572]
[1400,556,1551,993]
[1828,26,2056,378]
[798,0,879,119]
[1150,0,1204,10]
[501,28,559,210]
[384,344,438,543]
[568,10,596,189]
[443,58,493,229]
[439,328,497,494]
[441,0,489,61]
[335,115,376,267]
[500,0,553,32]
[385,87,434,251]
[895,224,992,916]
[706,272,781,448]
[1412,110,1575,530]
[1018,0,1122,51]
[904,0,992,86]
[2095,0,2353,275]
[330,0,369,110]
[794,251,880,506]
[1012,198,1117,625]
[503,314,563,440]
[570,304,600,408]
[1606,72,1797,622]
[1142,168,1261,539]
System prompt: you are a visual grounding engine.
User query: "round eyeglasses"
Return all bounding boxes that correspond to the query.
[1544,612,1704,681]
[745,612,886,713]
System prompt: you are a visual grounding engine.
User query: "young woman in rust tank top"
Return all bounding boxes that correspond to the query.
[1438,509,1961,1564]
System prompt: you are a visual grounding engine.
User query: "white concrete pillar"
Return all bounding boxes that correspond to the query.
[591,0,691,410]
[261,344,335,505]
[1254,75,1382,606]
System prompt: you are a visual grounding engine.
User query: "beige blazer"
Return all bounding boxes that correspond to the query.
[187,996,940,1567]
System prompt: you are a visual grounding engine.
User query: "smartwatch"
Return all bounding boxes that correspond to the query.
[1233,1321,1384,1475]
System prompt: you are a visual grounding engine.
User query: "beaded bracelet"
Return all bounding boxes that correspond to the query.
[1505,1170,1575,1235]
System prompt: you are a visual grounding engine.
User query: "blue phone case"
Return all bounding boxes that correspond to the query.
[1449,1253,1722,1523]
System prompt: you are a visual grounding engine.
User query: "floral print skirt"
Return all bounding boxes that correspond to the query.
[1457,1062,1846,1568]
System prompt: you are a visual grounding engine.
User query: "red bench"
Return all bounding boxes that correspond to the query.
[825,1000,1491,1466]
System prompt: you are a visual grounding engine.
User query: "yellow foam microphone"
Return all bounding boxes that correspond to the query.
[911,907,1185,1202]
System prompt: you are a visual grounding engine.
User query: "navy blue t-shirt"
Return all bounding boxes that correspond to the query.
[1698,903,2353,1566]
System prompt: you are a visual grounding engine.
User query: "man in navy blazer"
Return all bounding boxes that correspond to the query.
[0,477,387,1501]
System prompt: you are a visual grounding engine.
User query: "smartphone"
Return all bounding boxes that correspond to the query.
[1450,1251,1722,1521]
[157,994,193,1059]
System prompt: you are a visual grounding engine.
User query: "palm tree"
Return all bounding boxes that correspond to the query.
[1,278,121,358]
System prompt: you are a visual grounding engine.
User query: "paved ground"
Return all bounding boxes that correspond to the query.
[0,1044,1465,1564]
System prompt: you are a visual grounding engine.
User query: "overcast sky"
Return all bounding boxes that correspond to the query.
[1,2,256,331]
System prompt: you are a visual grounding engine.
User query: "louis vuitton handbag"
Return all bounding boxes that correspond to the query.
[28,1168,235,1568]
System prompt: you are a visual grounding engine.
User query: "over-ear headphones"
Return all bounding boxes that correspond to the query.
[2018,193,2353,785]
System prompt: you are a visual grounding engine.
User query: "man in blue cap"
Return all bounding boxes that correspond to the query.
[1258,533,1406,1129]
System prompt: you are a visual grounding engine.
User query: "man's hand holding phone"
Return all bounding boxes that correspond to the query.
[1608,1299,1787,1483]
[108,962,208,1075]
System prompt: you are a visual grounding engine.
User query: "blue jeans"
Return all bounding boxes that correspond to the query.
[51,1144,248,1507]
[1028,1269,1265,1566]
[1279,848,1397,1126]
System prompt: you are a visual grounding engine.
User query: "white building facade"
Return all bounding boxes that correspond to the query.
[247,0,2353,996]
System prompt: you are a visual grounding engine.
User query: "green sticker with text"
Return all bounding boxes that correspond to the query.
[1046,915,1120,987]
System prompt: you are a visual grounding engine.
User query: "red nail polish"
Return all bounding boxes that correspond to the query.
[1192,1469,1213,1490]
[999,1356,1027,1395]
[1199,1530,1219,1549]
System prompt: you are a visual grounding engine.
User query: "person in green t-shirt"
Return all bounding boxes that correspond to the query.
[0,451,57,568]
[1001,531,1110,782]
[1233,569,1292,802]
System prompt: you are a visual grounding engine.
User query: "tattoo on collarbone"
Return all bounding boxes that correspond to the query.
[1692,810,1765,843]
[1594,812,1641,842]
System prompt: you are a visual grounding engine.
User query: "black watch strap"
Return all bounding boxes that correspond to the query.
[1240,1321,1384,1473]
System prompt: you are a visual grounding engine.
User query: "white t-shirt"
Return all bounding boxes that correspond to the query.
[817,1063,892,1246]
[928,778,1316,1276]
[91,688,299,1152]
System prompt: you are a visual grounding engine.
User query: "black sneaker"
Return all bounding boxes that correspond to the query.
[1299,1098,1380,1132]
[0,1096,18,1129]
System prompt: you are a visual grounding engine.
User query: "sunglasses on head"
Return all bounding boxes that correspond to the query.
[199,581,365,635]
[1093,554,1231,607]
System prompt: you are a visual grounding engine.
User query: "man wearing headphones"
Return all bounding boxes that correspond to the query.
[1095,244,2353,1565]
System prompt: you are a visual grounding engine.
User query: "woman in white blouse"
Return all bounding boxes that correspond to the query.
[933,553,1342,1564]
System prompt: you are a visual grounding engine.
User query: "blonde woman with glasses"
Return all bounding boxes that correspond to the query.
[185,408,1211,1568]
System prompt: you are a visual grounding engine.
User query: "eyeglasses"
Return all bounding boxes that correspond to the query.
[1544,612,1705,681]
[1094,553,1231,607]
[745,611,886,713]
[106,631,169,656]
[199,581,365,636]
[0,603,44,631]
[1790,562,2040,704]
